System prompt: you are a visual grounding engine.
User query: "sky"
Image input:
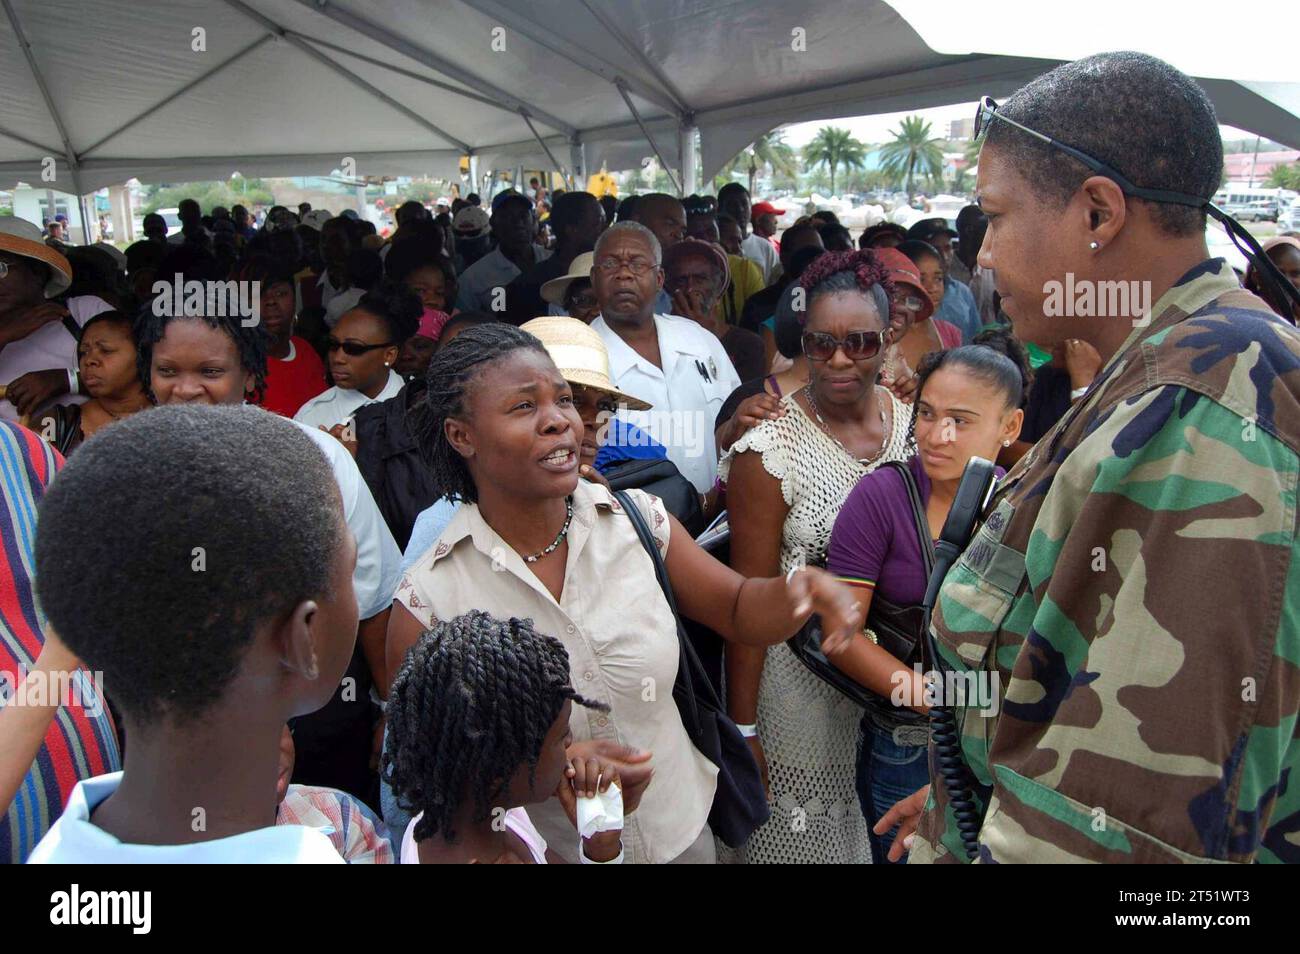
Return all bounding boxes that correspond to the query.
[778,102,1256,149]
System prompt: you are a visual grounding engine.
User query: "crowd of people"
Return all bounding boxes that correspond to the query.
[2,50,1299,864]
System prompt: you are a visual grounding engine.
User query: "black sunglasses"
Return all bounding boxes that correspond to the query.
[326,338,393,356]
[974,95,1300,324]
[801,330,888,362]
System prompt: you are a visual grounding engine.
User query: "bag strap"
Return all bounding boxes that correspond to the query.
[61,313,82,343]
[612,489,711,727]
[882,459,934,578]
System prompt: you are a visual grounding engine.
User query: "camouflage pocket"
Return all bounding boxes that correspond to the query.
[980,766,1235,864]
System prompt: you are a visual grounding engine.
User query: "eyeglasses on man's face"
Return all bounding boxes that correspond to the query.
[594,256,658,276]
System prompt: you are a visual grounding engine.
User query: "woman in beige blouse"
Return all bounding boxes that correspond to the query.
[387,322,866,864]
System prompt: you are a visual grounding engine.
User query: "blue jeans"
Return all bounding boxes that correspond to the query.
[857,717,929,864]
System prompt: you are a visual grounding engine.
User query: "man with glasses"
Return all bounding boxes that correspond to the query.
[880,52,1300,864]
[589,222,740,493]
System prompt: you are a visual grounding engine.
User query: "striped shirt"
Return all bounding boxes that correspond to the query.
[1,422,119,863]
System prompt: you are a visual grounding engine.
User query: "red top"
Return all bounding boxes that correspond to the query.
[259,337,326,417]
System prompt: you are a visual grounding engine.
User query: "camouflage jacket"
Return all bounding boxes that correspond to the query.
[911,259,1300,863]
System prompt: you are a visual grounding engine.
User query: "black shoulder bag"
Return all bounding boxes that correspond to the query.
[613,489,770,849]
[786,460,934,723]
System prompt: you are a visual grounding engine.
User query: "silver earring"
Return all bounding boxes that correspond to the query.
[1002,439,1011,447]
[1089,241,1101,250]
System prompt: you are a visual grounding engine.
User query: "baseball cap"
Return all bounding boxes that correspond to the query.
[872,247,934,322]
[905,217,958,243]
[751,200,786,218]
[0,216,72,296]
[453,206,490,238]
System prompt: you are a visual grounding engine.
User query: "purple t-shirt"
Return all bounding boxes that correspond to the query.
[827,455,933,607]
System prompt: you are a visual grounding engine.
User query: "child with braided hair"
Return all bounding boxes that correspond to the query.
[385,610,651,864]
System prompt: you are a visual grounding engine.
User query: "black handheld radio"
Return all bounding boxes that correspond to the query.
[920,455,998,860]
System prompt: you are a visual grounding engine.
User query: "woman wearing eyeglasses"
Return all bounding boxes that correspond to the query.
[295,280,422,432]
[719,249,913,864]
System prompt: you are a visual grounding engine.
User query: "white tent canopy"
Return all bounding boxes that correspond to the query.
[2,0,1299,196]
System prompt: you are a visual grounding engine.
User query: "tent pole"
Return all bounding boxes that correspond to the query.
[680,124,697,197]
[569,139,586,192]
[520,112,568,186]
[614,80,679,195]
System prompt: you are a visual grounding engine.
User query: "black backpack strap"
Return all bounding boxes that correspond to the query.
[613,489,710,727]
[882,459,934,578]
[61,313,82,343]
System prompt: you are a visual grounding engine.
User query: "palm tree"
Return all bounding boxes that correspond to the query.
[803,126,867,196]
[721,131,799,195]
[878,116,946,202]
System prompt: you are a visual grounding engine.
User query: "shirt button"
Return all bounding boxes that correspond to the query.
[597,716,609,727]
[566,624,575,634]
[583,671,593,681]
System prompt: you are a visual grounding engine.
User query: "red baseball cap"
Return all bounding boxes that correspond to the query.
[751,200,786,218]
[872,247,934,322]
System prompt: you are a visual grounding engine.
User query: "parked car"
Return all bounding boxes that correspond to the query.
[1279,201,1300,232]
[1237,199,1278,223]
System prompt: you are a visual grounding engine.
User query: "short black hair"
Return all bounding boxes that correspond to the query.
[548,191,598,241]
[396,200,429,226]
[384,610,606,843]
[896,239,944,270]
[439,309,498,341]
[984,51,1221,237]
[125,240,165,274]
[615,195,640,222]
[817,222,853,252]
[81,309,136,343]
[354,278,423,344]
[492,192,533,217]
[385,240,453,285]
[345,247,384,290]
[135,299,270,402]
[418,322,547,503]
[35,404,343,724]
[717,182,749,202]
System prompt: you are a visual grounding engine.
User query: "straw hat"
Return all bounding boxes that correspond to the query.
[540,251,595,305]
[0,217,72,297]
[521,316,652,411]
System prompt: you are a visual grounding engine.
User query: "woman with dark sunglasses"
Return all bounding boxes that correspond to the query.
[718,249,913,864]
[295,280,421,432]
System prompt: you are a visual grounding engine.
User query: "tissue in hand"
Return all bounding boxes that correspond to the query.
[576,780,624,838]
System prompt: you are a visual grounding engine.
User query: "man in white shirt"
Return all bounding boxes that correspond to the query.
[454,192,551,313]
[719,183,781,285]
[0,217,114,422]
[588,222,740,493]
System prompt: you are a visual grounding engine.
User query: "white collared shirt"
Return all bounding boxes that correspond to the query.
[455,245,551,313]
[591,313,740,492]
[292,418,402,620]
[27,773,344,863]
[741,232,781,285]
[294,370,404,431]
[0,296,113,422]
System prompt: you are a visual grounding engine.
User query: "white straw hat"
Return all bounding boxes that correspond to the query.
[520,316,652,411]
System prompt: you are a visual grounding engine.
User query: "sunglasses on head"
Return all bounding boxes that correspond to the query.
[801,330,888,362]
[974,96,1207,208]
[974,94,1300,324]
[326,338,393,356]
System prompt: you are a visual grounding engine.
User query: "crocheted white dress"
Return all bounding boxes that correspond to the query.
[717,387,913,864]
